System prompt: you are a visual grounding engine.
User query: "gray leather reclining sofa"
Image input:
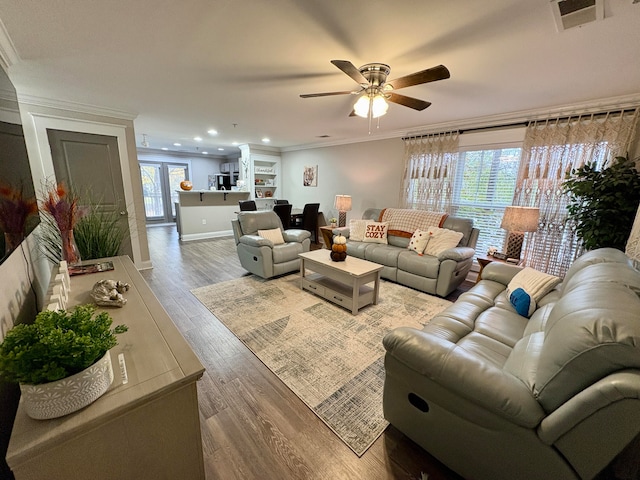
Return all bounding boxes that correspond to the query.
[336,208,479,297]
[383,248,640,480]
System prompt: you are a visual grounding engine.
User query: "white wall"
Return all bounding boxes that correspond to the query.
[281,137,404,221]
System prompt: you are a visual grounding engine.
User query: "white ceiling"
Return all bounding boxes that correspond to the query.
[0,0,639,157]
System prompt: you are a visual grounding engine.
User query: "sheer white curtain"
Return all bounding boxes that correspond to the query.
[514,109,639,276]
[400,131,459,212]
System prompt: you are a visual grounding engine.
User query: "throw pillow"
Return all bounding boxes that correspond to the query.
[509,287,537,317]
[257,228,285,245]
[423,227,464,256]
[349,219,368,242]
[408,229,430,255]
[506,266,561,305]
[362,221,389,244]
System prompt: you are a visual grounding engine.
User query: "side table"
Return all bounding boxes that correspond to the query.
[476,254,520,284]
[319,225,338,249]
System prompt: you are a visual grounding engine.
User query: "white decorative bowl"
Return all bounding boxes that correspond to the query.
[20,351,114,420]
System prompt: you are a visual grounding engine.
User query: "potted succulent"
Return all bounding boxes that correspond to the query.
[0,304,128,419]
[329,217,338,228]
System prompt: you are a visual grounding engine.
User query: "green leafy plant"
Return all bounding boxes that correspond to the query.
[0,305,128,385]
[563,155,640,251]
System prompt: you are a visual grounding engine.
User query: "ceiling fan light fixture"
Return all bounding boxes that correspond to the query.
[353,94,371,118]
[371,94,388,118]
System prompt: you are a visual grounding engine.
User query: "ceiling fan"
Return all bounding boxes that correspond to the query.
[300,60,450,118]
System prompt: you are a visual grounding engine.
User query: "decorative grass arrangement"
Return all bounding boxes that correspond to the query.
[74,202,125,259]
[37,194,125,264]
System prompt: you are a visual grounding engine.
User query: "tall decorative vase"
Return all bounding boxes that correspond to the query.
[60,229,81,266]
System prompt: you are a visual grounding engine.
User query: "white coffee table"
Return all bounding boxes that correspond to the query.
[298,250,383,315]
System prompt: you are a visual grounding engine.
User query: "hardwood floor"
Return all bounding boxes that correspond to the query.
[138,225,466,480]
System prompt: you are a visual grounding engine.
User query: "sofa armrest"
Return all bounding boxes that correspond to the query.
[283,229,311,243]
[383,327,545,427]
[481,262,524,286]
[239,234,274,248]
[538,370,640,444]
[437,246,475,262]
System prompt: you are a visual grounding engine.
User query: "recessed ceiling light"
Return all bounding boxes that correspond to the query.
[232,141,239,146]
[173,142,181,146]
[207,129,218,135]
[218,147,224,151]
[261,137,270,143]
[202,151,208,155]
[161,147,168,151]
[194,136,203,142]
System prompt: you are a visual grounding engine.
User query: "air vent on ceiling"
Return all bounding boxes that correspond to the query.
[551,0,604,31]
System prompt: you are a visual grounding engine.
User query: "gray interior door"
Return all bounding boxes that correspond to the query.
[47,129,133,259]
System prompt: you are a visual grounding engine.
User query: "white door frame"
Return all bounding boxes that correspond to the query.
[23,111,144,267]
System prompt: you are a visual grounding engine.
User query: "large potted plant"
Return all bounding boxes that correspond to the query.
[0,304,128,419]
[563,155,640,251]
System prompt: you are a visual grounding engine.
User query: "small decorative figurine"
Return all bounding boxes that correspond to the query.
[90,279,130,307]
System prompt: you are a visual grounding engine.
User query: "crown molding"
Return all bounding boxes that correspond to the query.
[16,93,138,121]
[0,18,19,72]
[282,93,640,153]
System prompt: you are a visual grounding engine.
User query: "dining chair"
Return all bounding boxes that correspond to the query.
[295,203,320,243]
[238,200,257,211]
[273,203,292,229]
[275,199,289,205]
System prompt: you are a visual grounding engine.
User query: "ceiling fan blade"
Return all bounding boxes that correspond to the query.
[386,65,450,90]
[300,90,358,98]
[331,60,368,85]
[387,93,432,111]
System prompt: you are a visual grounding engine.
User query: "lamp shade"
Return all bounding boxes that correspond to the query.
[501,206,540,233]
[334,195,352,212]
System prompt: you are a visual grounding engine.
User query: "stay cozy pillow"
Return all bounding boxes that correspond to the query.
[349,219,369,242]
[408,229,430,254]
[258,228,285,245]
[363,221,389,244]
[423,227,464,256]
[506,267,561,317]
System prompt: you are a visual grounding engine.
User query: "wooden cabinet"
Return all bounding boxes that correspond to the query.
[7,256,205,480]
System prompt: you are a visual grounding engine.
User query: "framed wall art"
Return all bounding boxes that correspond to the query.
[303,165,317,187]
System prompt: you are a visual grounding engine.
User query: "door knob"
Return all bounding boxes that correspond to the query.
[119,211,127,216]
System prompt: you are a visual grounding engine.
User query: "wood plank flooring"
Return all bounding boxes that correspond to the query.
[139,225,465,480]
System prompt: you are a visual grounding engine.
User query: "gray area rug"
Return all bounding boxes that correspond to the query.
[191,274,451,456]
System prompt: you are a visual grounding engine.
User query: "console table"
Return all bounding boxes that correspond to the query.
[7,256,205,480]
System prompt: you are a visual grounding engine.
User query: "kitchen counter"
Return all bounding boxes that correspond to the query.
[176,190,250,241]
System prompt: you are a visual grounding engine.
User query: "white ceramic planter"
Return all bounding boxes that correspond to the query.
[20,350,114,420]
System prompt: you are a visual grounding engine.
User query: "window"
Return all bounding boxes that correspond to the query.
[451,147,522,258]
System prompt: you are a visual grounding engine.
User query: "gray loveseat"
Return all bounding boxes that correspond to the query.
[383,248,640,480]
[232,211,311,278]
[335,208,479,297]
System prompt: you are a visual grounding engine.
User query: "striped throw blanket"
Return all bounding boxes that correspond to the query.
[380,208,448,238]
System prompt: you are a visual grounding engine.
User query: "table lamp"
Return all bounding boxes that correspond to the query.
[500,206,540,260]
[334,195,352,227]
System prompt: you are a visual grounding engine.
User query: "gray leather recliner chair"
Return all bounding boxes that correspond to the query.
[232,211,311,279]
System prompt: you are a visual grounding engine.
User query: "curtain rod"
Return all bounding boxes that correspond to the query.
[402,107,639,141]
